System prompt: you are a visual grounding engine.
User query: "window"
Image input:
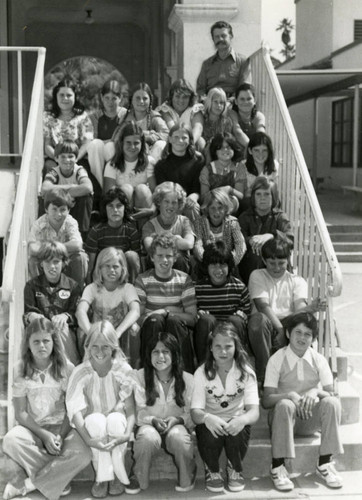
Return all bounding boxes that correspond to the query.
[331,97,361,167]
[354,20,362,41]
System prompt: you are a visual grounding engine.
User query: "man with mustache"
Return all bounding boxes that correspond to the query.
[196,21,251,99]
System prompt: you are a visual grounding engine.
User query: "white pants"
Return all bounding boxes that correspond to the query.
[85,412,129,484]
[87,139,115,187]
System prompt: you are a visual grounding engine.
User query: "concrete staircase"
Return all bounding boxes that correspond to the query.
[328,224,362,263]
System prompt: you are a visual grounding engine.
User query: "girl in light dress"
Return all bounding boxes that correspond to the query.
[191,321,259,493]
[2,317,91,500]
[103,121,156,223]
[43,77,93,173]
[66,320,135,498]
[128,331,195,494]
[76,247,140,367]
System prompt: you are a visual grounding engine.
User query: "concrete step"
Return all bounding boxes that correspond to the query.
[2,421,360,488]
[338,381,360,425]
[333,242,362,253]
[327,224,362,234]
[330,233,362,242]
[336,252,362,263]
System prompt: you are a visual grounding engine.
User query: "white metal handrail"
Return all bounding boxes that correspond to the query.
[1,47,46,429]
[249,44,343,375]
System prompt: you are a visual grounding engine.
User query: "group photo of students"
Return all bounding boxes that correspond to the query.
[2,19,345,500]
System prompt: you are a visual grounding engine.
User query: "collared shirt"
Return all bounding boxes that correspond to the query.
[191,361,259,421]
[24,272,81,326]
[264,345,333,395]
[196,49,250,97]
[13,361,73,426]
[249,269,308,319]
[133,368,194,430]
[28,214,82,245]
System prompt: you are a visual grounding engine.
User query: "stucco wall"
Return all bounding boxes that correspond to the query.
[333,0,362,52]
[294,0,333,67]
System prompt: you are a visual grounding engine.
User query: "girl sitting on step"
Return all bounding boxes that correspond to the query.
[66,320,135,498]
[2,317,91,500]
[191,321,259,493]
[127,331,195,494]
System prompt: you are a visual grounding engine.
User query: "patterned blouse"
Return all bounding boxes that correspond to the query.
[43,111,94,148]
[191,361,259,421]
[193,214,246,265]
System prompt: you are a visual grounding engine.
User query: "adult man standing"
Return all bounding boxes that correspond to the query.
[196,20,251,99]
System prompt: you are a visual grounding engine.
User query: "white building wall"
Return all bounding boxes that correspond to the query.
[293,0,333,67]
[333,0,362,52]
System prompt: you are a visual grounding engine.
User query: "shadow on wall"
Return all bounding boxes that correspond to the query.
[44,56,129,111]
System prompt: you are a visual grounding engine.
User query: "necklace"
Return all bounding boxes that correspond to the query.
[156,373,173,384]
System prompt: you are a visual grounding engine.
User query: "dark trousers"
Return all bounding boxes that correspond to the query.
[195,423,250,473]
[140,314,194,373]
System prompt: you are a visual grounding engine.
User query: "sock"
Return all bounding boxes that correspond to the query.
[318,454,332,466]
[272,458,285,469]
[24,478,36,493]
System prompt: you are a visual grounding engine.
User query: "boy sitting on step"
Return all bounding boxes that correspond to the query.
[262,311,343,492]
[248,236,312,385]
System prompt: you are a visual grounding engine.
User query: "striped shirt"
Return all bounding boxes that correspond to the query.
[66,359,133,424]
[195,276,251,320]
[135,269,196,314]
[84,221,141,255]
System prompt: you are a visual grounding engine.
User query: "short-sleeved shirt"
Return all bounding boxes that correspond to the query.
[44,164,89,187]
[28,214,82,245]
[142,215,194,243]
[156,102,204,131]
[191,361,258,421]
[132,368,194,429]
[264,345,333,395]
[196,49,250,97]
[13,361,73,426]
[84,221,141,255]
[248,269,308,319]
[104,158,155,188]
[43,111,93,148]
[135,268,196,314]
[79,282,139,327]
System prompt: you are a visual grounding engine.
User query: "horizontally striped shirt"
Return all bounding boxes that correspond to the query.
[135,269,196,314]
[195,276,251,320]
[84,221,141,255]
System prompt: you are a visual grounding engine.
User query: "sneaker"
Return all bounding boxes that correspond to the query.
[227,468,245,492]
[205,470,224,493]
[316,462,343,488]
[109,478,125,496]
[175,467,197,492]
[3,483,25,500]
[125,476,141,495]
[60,483,72,496]
[91,481,108,498]
[270,464,294,491]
